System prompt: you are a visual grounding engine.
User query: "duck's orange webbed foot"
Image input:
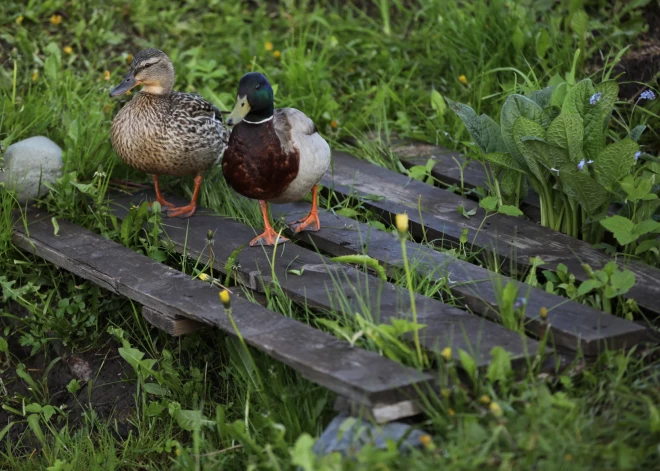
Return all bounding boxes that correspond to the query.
[289,209,321,233]
[249,227,289,247]
[151,175,175,208]
[167,204,197,218]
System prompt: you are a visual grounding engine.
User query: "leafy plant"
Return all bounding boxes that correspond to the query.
[447,58,641,243]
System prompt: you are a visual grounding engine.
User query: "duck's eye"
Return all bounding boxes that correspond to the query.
[142,62,157,69]
[255,84,260,90]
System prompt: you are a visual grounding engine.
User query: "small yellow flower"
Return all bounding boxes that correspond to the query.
[126,53,133,64]
[564,454,573,462]
[458,75,468,86]
[489,402,503,417]
[63,46,73,55]
[219,290,231,308]
[441,346,452,361]
[104,70,111,81]
[50,14,63,26]
[441,388,451,398]
[31,70,38,82]
[16,15,24,25]
[264,41,274,52]
[175,448,181,456]
[540,306,548,320]
[273,50,281,59]
[395,213,409,234]
[479,394,491,405]
[330,120,338,129]
[104,103,112,113]
[448,408,455,416]
[419,434,432,446]
[199,273,211,282]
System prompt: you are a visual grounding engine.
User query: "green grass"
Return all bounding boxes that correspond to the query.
[1,0,659,470]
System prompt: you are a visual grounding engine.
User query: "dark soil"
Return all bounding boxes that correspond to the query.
[0,303,136,450]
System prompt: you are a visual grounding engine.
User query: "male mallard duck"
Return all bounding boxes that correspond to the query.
[223,72,331,246]
[109,48,229,217]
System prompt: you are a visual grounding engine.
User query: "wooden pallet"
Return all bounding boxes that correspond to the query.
[109,192,539,369]
[323,151,660,318]
[12,209,431,423]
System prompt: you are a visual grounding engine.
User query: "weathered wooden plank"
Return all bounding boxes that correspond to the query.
[12,209,431,409]
[323,151,660,318]
[109,191,540,368]
[142,306,206,336]
[270,203,652,355]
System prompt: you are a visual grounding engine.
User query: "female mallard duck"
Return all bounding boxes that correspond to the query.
[109,48,229,217]
[223,72,331,246]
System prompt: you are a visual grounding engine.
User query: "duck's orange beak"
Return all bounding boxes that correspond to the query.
[110,71,139,97]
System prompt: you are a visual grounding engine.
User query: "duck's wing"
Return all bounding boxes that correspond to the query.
[170,92,228,130]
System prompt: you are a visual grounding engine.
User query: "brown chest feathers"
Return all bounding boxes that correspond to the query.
[222,121,300,200]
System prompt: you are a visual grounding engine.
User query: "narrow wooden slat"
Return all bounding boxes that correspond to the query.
[323,151,660,317]
[270,203,651,355]
[12,209,431,409]
[142,306,206,336]
[109,191,539,368]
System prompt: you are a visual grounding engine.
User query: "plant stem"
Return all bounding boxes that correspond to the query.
[399,236,424,367]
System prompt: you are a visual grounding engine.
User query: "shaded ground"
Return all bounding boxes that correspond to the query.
[0,303,135,448]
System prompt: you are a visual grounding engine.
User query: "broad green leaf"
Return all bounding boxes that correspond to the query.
[562,79,595,116]
[487,347,512,384]
[118,347,145,371]
[605,270,635,299]
[632,219,660,239]
[620,175,653,202]
[143,383,166,396]
[546,113,585,163]
[173,409,214,432]
[520,137,570,170]
[146,401,166,417]
[630,125,646,142]
[431,89,446,116]
[478,115,507,153]
[636,239,659,255]
[577,279,604,296]
[527,86,554,108]
[583,81,619,160]
[27,414,45,445]
[550,82,568,107]
[593,139,638,191]
[445,98,489,153]
[291,433,316,471]
[501,95,551,166]
[459,349,477,382]
[570,9,589,38]
[535,30,551,59]
[483,152,526,173]
[24,403,42,414]
[512,117,549,182]
[479,196,498,212]
[600,216,635,246]
[498,205,524,217]
[559,163,609,214]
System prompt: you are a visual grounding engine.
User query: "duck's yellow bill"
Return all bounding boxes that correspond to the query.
[226,95,250,126]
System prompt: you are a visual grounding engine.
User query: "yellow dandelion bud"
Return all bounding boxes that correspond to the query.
[16,15,24,25]
[126,54,133,64]
[479,394,491,405]
[458,75,468,86]
[199,273,211,282]
[63,46,73,55]
[441,346,452,361]
[540,306,548,320]
[489,402,503,417]
[175,448,181,456]
[330,120,338,129]
[50,14,63,26]
[395,213,409,235]
[564,454,573,462]
[219,289,231,308]
[419,434,432,446]
[31,70,38,82]
[104,70,111,81]
[103,103,112,114]
[448,408,455,416]
[264,41,274,52]
[441,388,451,398]
[273,50,281,59]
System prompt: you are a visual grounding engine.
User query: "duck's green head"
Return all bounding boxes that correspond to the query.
[109,48,175,97]
[226,72,274,125]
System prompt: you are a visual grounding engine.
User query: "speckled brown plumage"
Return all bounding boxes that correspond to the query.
[111,91,229,177]
[222,119,300,200]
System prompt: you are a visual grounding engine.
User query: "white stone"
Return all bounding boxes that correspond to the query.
[0,136,63,203]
